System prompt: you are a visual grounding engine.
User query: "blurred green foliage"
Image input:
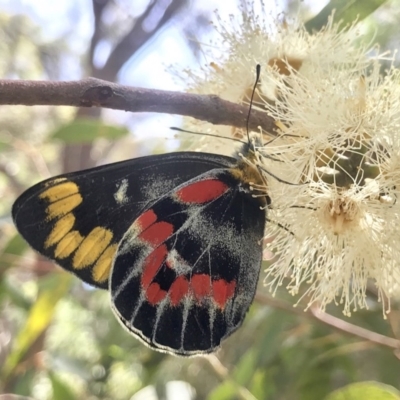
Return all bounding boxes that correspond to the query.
[50,120,129,144]
[326,382,400,400]
[1,1,400,399]
[305,0,388,31]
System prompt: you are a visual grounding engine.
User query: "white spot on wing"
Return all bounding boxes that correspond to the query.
[166,249,192,275]
[114,179,129,205]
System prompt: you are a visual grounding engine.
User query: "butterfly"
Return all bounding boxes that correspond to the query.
[12,142,269,356]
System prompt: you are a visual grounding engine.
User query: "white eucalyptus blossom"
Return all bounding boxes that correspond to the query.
[181,2,373,152]
[181,2,400,315]
[261,63,400,315]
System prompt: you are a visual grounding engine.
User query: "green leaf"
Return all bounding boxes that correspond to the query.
[8,367,37,397]
[0,139,13,152]
[2,233,28,257]
[0,278,31,310]
[48,371,77,400]
[325,381,400,400]
[2,273,72,379]
[305,0,388,32]
[0,233,30,306]
[233,349,258,386]
[250,370,269,400]
[0,233,28,280]
[207,381,237,400]
[230,306,292,387]
[49,118,129,144]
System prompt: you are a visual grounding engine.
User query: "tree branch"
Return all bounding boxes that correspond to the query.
[89,0,111,67]
[310,306,400,350]
[255,293,400,350]
[0,78,278,134]
[100,0,185,81]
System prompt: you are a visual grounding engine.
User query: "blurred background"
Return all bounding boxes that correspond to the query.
[1,1,400,399]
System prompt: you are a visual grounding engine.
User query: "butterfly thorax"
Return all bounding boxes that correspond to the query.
[229,149,269,207]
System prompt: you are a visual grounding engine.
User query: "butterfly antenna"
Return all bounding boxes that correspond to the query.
[170,127,247,145]
[266,217,295,236]
[246,64,261,146]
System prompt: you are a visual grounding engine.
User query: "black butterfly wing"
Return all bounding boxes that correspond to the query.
[12,152,236,289]
[110,166,266,355]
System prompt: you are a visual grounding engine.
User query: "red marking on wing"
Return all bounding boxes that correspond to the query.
[169,276,190,306]
[141,245,168,288]
[146,282,167,305]
[135,209,157,232]
[190,274,211,301]
[212,279,236,309]
[176,179,229,204]
[139,221,174,247]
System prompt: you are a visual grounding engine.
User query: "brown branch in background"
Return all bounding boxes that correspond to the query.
[309,306,400,350]
[66,0,187,171]
[100,0,186,81]
[0,78,278,134]
[89,0,111,66]
[255,293,400,350]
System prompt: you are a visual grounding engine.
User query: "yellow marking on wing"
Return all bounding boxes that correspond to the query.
[92,243,118,283]
[45,213,75,248]
[40,181,79,202]
[73,227,113,270]
[54,230,84,259]
[45,193,82,220]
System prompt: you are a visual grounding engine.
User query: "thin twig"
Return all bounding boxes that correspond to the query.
[310,306,400,350]
[100,0,185,81]
[0,78,277,134]
[255,293,400,350]
[206,355,258,400]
